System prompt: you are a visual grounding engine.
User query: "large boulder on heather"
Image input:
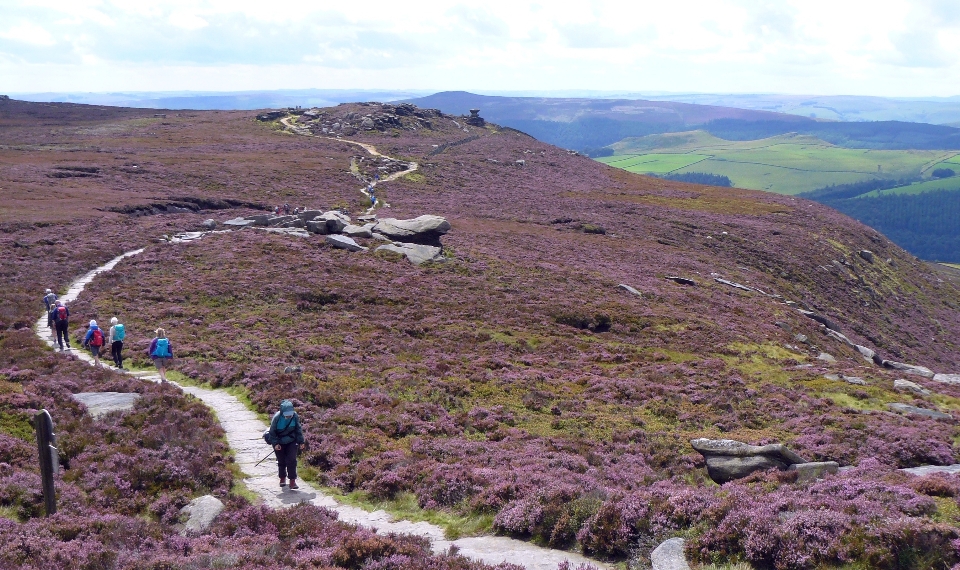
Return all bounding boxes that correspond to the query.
[933,373,960,385]
[178,495,224,535]
[325,234,367,252]
[342,224,373,238]
[651,537,690,570]
[320,211,351,233]
[787,461,840,483]
[375,243,443,265]
[372,215,450,246]
[883,360,935,378]
[71,392,141,419]
[894,378,931,396]
[690,438,807,484]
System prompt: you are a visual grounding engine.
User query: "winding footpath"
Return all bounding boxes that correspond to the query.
[280,116,419,213]
[34,249,610,570]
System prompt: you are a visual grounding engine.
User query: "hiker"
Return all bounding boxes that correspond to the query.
[51,301,70,351]
[43,289,58,327]
[108,317,126,369]
[266,400,304,489]
[148,328,174,382]
[82,320,106,366]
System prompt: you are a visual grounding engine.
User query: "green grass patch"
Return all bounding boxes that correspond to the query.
[858,176,960,198]
[402,172,425,183]
[0,410,35,441]
[598,131,952,195]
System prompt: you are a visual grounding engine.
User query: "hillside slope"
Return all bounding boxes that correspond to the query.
[2,99,960,568]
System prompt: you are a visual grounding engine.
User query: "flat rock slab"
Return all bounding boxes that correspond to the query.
[900,464,960,476]
[714,278,752,292]
[788,461,839,483]
[883,360,935,378]
[326,234,368,252]
[665,276,697,286]
[373,215,450,240]
[342,224,373,238]
[179,495,225,535]
[854,345,876,361]
[651,538,691,570]
[223,217,257,227]
[933,373,960,385]
[71,392,141,419]
[618,283,643,297]
[894,378,931,395]
[376,243,443,265]
[690,438,807,484]
[888,403,952,420]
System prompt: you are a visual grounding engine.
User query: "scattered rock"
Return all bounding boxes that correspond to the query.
[787,461,840,483]
[932,373,960,385]
[284,365,303,375]
[843,376,866,385]
[306,220,330,234]
[223,217,257,227]
[360,117,375,130]
[201,219,217,229]
[298,209,324,222]
[887,403,952,420]
[714,278,752,291]
[797,309,842,333]
[179,495,225,535]
[690,438,807,484]
[650,537,690,570]
[618,284,643,297]
[825,329,854,346]
[794,333,808,343]
[665,276,697,286]
[375,243,443,265]
[373,215,450,246]
[342,224,373,238]
[325,235,367,252]
[817,352,837,363]
[900,464,960,476]
[823,373,841,381]
[882,360,935,378]
[894,378,931,396]
[859,250,875,263]
[254,227,310,238]
[71,392,141,419]
[854,345,876,362]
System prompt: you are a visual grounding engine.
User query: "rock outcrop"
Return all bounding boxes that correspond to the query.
[933,373,960,385]
[788,461,840,483]
[373,215,450,246]
[690,438,808,484]
[883,360,935,378]
[325,235,367,252]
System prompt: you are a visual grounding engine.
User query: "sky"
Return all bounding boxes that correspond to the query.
[1,0,959,97]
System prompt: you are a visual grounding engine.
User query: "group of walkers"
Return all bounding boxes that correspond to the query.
[43,286,303,486]
[42,288,175,381]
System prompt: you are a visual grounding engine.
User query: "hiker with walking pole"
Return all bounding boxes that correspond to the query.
[265,400,304,489]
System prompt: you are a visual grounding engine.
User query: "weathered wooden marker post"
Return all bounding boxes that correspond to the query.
[33,409,58,516]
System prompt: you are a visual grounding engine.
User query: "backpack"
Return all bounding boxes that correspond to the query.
[90,328,104,347]
[56,306,67,321]
[113,324,126,341]
[152,338,171,358]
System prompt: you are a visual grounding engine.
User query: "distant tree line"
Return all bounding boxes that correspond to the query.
[703,119,960,150]
[798,178,917,201]
[802,187,960,262]
[932,168,955,178]
[660,172,732,187]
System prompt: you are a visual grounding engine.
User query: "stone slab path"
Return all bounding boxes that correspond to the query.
[35,249,609,570]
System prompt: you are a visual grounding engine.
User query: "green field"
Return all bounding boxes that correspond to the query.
[597,131,960,195]
[858,175,960,197]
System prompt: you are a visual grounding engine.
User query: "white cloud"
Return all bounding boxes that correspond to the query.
[0,0,958,96]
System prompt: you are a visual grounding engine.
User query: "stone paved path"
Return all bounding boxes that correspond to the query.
[35,249,609,570]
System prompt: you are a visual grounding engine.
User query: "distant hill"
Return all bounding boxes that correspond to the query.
[404,91,960,152]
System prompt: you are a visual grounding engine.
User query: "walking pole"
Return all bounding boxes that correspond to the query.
[254,449,276,468]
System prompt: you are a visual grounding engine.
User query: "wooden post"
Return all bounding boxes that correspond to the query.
[33,409,57,516]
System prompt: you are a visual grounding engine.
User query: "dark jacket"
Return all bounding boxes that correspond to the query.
[267,409,304,446]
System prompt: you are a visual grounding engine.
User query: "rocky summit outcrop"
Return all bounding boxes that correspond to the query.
[372,215,450,246]
[691,438,811,484]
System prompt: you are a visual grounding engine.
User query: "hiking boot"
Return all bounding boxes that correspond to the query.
[289,480,299,490]
[279,478,287,487]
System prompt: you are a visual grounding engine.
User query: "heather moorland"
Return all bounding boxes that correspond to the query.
[1,97,960,568]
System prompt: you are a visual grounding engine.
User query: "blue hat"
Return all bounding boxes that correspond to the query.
[280,400,294,417]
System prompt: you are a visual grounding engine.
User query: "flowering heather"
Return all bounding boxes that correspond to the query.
[3,99,960,566]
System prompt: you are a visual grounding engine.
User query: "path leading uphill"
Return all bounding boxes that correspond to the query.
[35,249,610,570]
[280,116,419,213]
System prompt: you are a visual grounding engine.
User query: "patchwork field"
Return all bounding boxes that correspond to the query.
[858,175,960,197]
[597,131,959,194]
